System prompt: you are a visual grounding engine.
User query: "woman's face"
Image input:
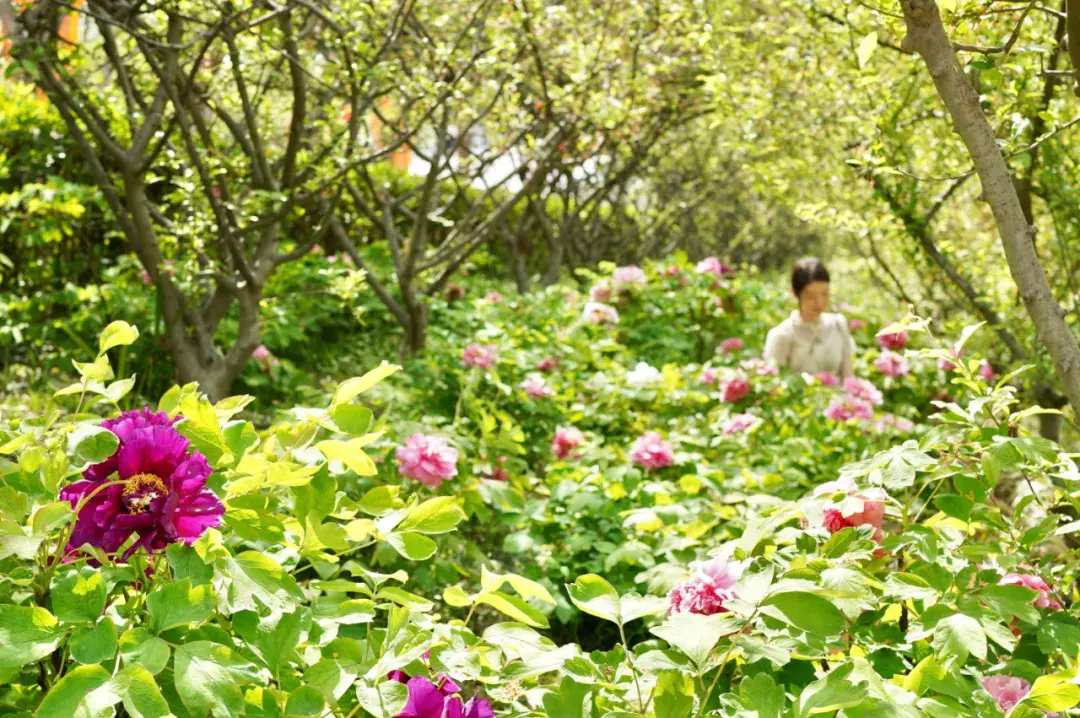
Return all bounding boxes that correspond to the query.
[797,280,830,321]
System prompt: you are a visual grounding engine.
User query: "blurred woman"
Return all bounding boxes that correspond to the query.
[763,257,856,378]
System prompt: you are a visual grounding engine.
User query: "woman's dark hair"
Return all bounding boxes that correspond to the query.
[791,257,830,296]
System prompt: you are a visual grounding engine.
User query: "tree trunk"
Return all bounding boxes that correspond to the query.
[900,0,1080,411]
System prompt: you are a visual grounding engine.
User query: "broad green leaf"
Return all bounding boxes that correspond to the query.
[114,665,171,718]
[52,568,107,624]
[396,496,466,534]
[233,608,310,674]
[883,573,939,604]
[146,579,213,633]
[177,393,228,465]
[119,628,170,675]
[317,435,381,476]
[443,585,474,608]
[481,566,555,604]
[979,584,1041,625]
[69,617,118,665]
[650,612,734,669]
[332,363,401,406]
[385,531,438,560]
[740,673,785,717]
[358,486,402,516]
[68,424,120,464]
[653,671,694,718]
[476,590,549,628]
[762,592,846,636]
[565,574,621,624]
[174,641,262,717]
[222,551,305,613]
[355,680,409,718]
[35,664,112,718]
[98,321,139,355]
[376,586,434,612]
[0,520,42,560]
[932,613,986,667]
[798,663,868,715]
[1020,670,1080,712]
[330,404,373,435]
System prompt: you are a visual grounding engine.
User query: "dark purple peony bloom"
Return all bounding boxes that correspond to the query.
[61,409,224,559]
[389,673,493,718]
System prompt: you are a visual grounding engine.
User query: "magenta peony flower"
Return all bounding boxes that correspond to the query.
[873,350,909,378]
[981,675,1031,715]
[629,432,674,470]
[462,343,498,370]
[877,330,908,351]
[694,256,735,277]
[843,377,884,406]
[720,337,744,355]
[551,427,586,459]
[978,361,995,381]
[588,283,613,303]
[667,555,744,615]
[389,672,493,718]
[520,375,555,399]
[825,395,875,422]
[718,373,750,403]
[815,371,841,387]
[722,413,761,435]
[582,301,619,325]
[535,356,559,372]
[395,434,459,488]
[999,573,1062,610]
[612,265,647,290]
[849,318,867,331]
[60,409,223,559]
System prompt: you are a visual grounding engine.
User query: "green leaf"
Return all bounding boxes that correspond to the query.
[740,673,785,717]
[146,579,213,633]
[35,664,112,718]
[330,404,373,435]
[481,566,555,604]
[0,605,63,668]
[174,641,262,717]
[650,612,735,669]
[565,574,621,624]
[1020,670,1080,712]
[653,671,694,718]
[762,592,846,636]
[285,685,326,716]
[233,608,310,674]
[856,31,877,69]
[385,531,438,560]
[932,613,986,667]
[884,573,939,604]
[176,394,228,465]
[52,568,107,624]
[114,665,171,718]
[221,551,305,613]
[934,494,974,522]
[980,584,1041,625]
[68,424,120,465]
[119,628,170,675]
[443,585,473,608]
[475,590,549,628]
[357,486,402,516]
[317,435,381,476]
[355,680,409,718]
[376,586,434,612]
[98,321,139,356]
[797,662,868,715]
[541,677,591,718]
[395,496,466,534]
[166,542,214,585]
[332,363,400,406]
[69,618,118,665]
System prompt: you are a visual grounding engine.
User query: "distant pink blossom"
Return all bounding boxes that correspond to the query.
[141,269,152,285]
[629,432,674,470]
[722,413,762,435]
[939,349,964,372]
[699,366,720,385]
[252,345,279,370]
[718,374,750,403]
[813,477,887,542]
[462,343,498,370]
[739,358,779,377]
[877,331,908,351]
[551,427,586,459]
[589,283,613,303]
[999,573,1062,610]
[815,371,841,387]
[667,555,744,616]
[395,434,459,488]
[612,265,647,290]
[849,319,867,331]
[843,377,884,406]
[873,414,915,433]
[720,338,744,355]
[327,255,339,264]
[583,301,619,325]
[825,395,875,422]
[535,356,559,372]
[874,350,909,378]
[482,291,503,304]
[664,265,683,277]
[444,283,466,302]
[694,256,735,277]
[520,375,555,399]
[978,361,995,381]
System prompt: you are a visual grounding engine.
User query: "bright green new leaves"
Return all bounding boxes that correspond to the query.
[396,497,467,534]
[176,393,229,465]
[233,609,310,674]
[98,320,139,356]
[377,496,467,561]
[332,363,401,407]
[67,424,119,465]
[52,568,106,624]
[174,641,262,717]
[0,605,64,668]
[565,574,666,626]
[653,671,695,718]
[761,592,846,636]
[146,579,214,633]
[317,434,382,476]
[221,551,305,613]
[1019,670,1080,712]
[443,567,555,628]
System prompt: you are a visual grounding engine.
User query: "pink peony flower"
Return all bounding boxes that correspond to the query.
[629,432,674,470]
[694,256,735,277]
[849,318,867,331]
[874,350,910,378]
[739,358,779,377]
[815,371,841,387]
[462,343,498,370]
[667,555,744,616]
[535,356,559,372]
[551,427,586,459]
[978,361,995,381]
[252,345,279,370]
[395,434,459,488]
[612,265,647,290]
[588,283,613,303]
[877,331,908,351]
[720,337,744,355]
[843,377,884,406]
[825,395,875,422]
[482,291,503,304]
[520,375,555,399]
[582,301,619,325]
[699,367,720,385]
[939,349,964,372]
[813,477,887,542]
[718,373,750,403]
[981,675,1031,715]
[873,414,915,433]
[664,265,683,277]
[999,573,1062,610]
[722,413,762,435]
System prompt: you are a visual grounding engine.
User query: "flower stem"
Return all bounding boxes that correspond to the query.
[617,622,647,717]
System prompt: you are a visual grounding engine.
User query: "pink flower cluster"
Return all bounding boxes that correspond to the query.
[981,675,1059,716]
[612,265,647,290]
[722,413,761,435]
[667,555,744,616]
[739,357,778,377]
[629,432,674,470]
[551,427,586,459]
[876,330,908,350]
[520,375,555,399]
[813,477,887,542]
[462,343,498,370]
[720,337,744,355]
[583,301,619,325]
[873,350,909,378]
[589,283,613,303]
[814,371,841,387]
[849,318,867,331]
[718,373,750,403]
[396,433,459,488]
[843,377,884,406]
[872,414,915,433]
[695,256,735,278]
[998,573,1062,610]
[825,395,875,423]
